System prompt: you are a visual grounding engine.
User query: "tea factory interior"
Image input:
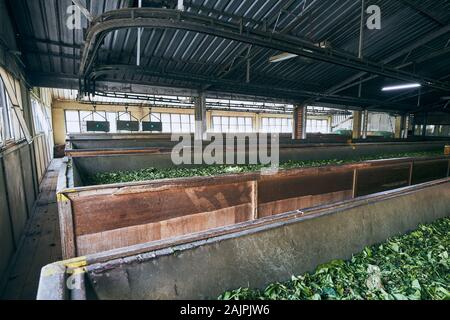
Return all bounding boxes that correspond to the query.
[0,0,449,300]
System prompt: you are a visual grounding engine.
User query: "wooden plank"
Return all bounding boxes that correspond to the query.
[251,180,258,220]
[59,156,450,259]
[58,193,76,259]
[447,159,450,177]
[71,181,253,236]
[355,164,411,197]
[352,169,358,198]
[66,147,174,157]
[57,159,76,259]
[412,159,449,185]
[258,171,353,204]
[258,190,353,218]
[76,203,252,256]
[63,155,450,197]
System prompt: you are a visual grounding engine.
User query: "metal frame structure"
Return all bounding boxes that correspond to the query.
[79,8,450,94]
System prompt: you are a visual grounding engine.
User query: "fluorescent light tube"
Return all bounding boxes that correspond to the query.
[382,83,421,91]
[269,52,298,63]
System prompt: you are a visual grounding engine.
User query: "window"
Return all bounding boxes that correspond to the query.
[150,113,195,133]
[65,111,81,133]
[212,116,253,133]
[32,98,51,134]
[260,117,292,133]
[64,110,196,134]
[306,119,330,133]
[0,78,24,145]
[106,112,117,133]
[65,110,109,133]
[0,79,12,144]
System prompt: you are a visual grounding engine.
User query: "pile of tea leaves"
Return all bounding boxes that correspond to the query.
[219,217,450,300]
[86,150,443,186]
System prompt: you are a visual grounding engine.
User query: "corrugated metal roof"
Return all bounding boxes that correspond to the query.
[6,0,450,112]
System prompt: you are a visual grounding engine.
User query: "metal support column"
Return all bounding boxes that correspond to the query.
[362,109,369,139]
[352,111,362,140]
[293,105,307,140]
[194,92,207,141]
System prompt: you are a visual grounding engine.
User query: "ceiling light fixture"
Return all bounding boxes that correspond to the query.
[382,83,421,91]
[269,52,298,63]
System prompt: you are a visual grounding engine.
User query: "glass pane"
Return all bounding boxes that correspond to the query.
[172,122,181,133]
[181,114,190,123]
[162,123,171,133]
[80,111,92,121]
[150,113,161,122]
[161,114,171,123]
[66,122,80,133]
[93,112,105,121]
[181,123,190,132]
[105,113,115,133]
[171,114,181,123]
[65,111,79,122]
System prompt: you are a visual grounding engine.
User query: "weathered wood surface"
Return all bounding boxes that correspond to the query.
[71,181,253,236]
[2,160,62,300]
[411,159,449,185]
[59,155,450,259]
[76,204,252,256]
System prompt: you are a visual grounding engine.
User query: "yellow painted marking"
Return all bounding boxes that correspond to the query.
[57,193,69,202]
[64,257,88,269]
[41,257,88,278]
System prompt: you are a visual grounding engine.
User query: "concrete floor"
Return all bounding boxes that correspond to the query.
[1,159,62,300]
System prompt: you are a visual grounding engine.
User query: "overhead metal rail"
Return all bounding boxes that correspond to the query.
[88,64,413,111]
[79,8,450,93]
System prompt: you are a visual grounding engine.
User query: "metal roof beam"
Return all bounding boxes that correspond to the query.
[325,23,450,95]
[327,45,450,95]
[79,8,450,92]
[88,64,413,110]
[398,0,446,26]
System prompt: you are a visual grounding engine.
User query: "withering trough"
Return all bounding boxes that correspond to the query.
[39,178,450,300]
[66,140,449,177]
[57,151,450,259]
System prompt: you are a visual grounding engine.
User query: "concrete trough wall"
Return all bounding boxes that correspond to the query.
[57,155,450,259]
[38,179,450,300]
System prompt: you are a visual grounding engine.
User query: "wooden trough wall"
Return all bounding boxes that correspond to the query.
[67,141,449,178]
[57,155,450,259]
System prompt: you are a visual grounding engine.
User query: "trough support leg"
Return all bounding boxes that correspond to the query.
[409,162,414,186]
[352,169,358,198]
[251,180,258,220]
